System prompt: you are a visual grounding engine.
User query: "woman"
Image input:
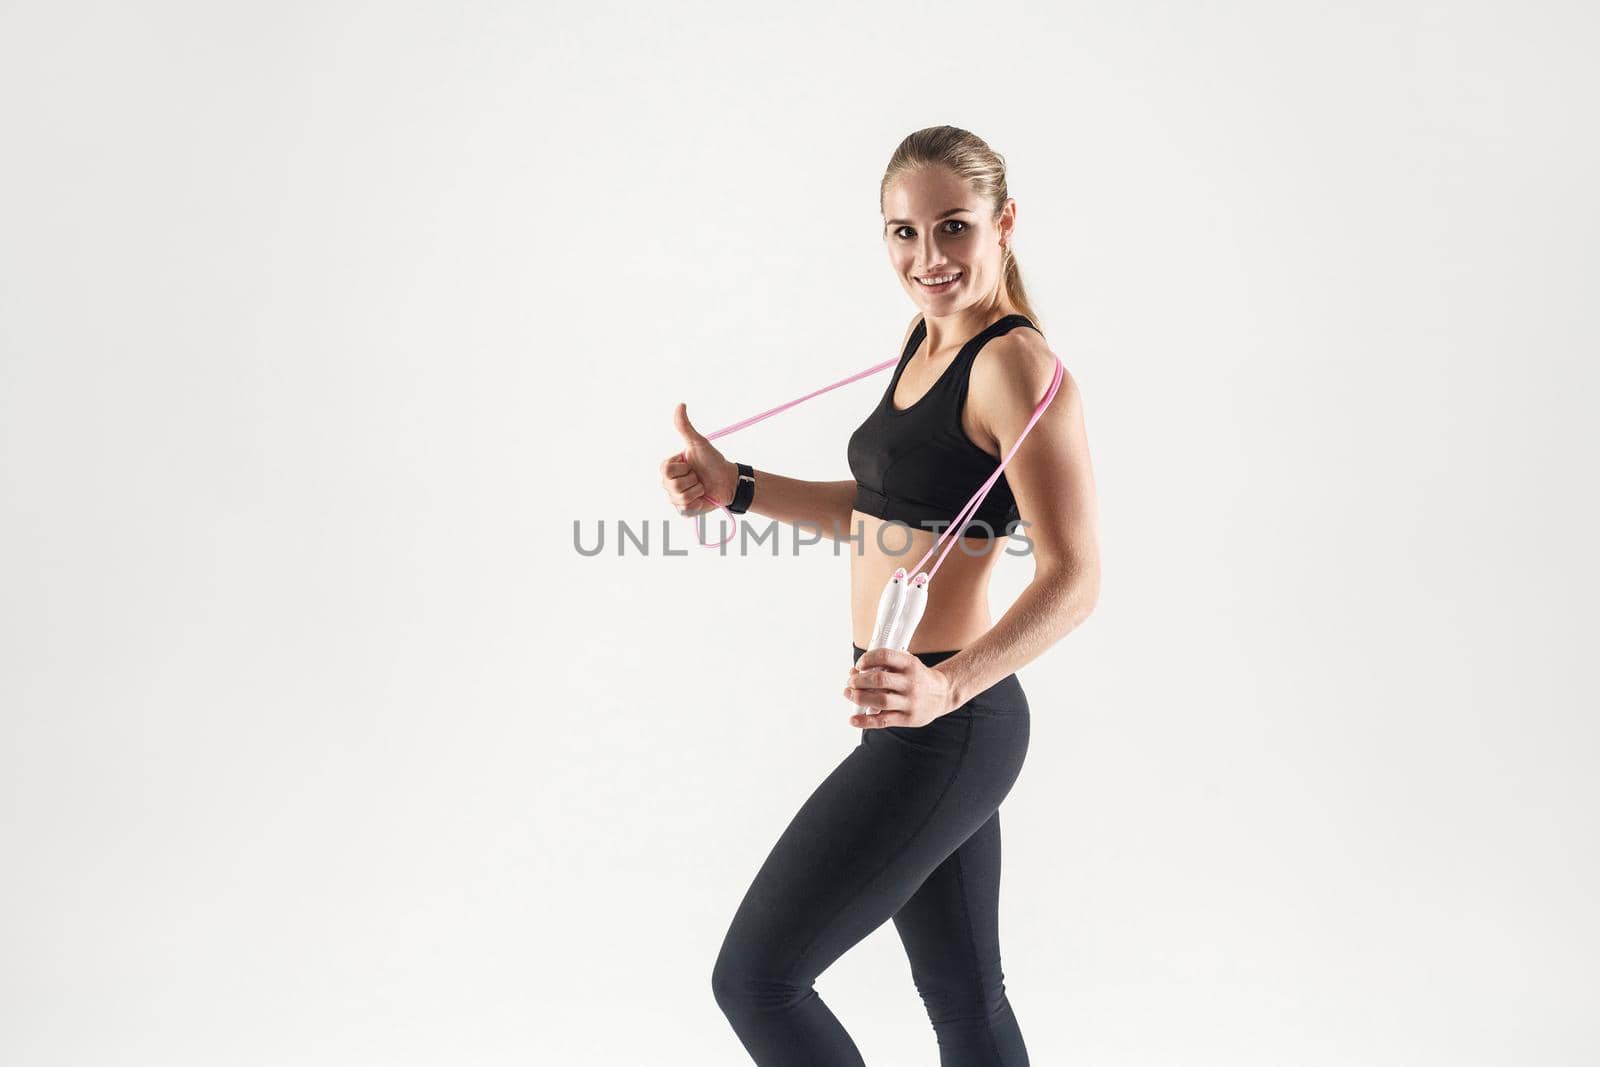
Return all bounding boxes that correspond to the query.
[659,126,1100,1066]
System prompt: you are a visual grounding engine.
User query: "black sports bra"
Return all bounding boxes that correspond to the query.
[846,313,1042,539]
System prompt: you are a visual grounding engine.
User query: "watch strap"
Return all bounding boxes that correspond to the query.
[728,463,756,514]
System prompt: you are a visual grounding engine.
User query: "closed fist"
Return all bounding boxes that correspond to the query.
[660,402,736,516]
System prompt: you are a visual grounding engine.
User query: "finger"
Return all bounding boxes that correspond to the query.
[666,471,702,494]
[850,707,910,729]
[661,458,691,478]
[847,669,907,693]
[855,647,913,672]
[848,663,909,691]
[676,488,711,508]
[670,481,705,505]
[843,684,878,709]
[842,686,904,710]
[673,402,706,448]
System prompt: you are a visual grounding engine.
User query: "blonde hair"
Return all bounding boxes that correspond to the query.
[880,125,1042,332]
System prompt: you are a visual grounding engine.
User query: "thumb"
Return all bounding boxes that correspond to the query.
[673,402,706,449]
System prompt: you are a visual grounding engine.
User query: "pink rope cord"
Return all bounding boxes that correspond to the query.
[681,347,1065,567]
[910,356,1065,580]
[681,355,901,547]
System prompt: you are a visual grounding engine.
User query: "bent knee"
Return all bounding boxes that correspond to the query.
[712,945,806,1015]
[710,950,745,1011]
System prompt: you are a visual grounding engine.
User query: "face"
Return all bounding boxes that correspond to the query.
[882,166,1015,313]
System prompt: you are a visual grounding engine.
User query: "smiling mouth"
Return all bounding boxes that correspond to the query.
[915,271,963,289]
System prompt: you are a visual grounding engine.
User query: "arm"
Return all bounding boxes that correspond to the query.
[934,334,1101,707]
[697,313,922,547]
[713,460,861,545]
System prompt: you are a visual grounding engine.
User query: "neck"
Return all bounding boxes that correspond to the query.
[920,292,1019,357]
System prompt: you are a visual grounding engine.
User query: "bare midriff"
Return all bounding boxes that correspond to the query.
[848,511,1010,653]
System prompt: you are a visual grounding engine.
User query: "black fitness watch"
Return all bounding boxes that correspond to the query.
[727,462,756,514]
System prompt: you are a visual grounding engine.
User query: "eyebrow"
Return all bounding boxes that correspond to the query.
[884,207,975,227]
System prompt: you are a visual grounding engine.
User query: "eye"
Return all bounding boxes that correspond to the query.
[892,220,970,239]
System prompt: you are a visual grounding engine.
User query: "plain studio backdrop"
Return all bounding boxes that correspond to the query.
[2,2,1596,1065]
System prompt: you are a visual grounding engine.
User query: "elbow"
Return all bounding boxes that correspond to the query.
[1075,570,1100,621]
[1043,558,1099,621]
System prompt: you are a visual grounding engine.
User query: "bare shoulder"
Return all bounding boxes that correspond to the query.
[970,326,1078,434]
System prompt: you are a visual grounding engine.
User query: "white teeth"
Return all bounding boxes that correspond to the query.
[917,272,960,286]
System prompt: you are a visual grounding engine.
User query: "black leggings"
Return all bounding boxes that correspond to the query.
[712,643,1032,1065]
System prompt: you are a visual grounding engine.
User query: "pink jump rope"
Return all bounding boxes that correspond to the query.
[677,336,1065,696]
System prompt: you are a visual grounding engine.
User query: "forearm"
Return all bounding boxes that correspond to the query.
[935,562,1099,708]
[742,468,860,543]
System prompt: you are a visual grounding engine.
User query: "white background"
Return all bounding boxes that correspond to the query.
[3,2,1596,1064]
